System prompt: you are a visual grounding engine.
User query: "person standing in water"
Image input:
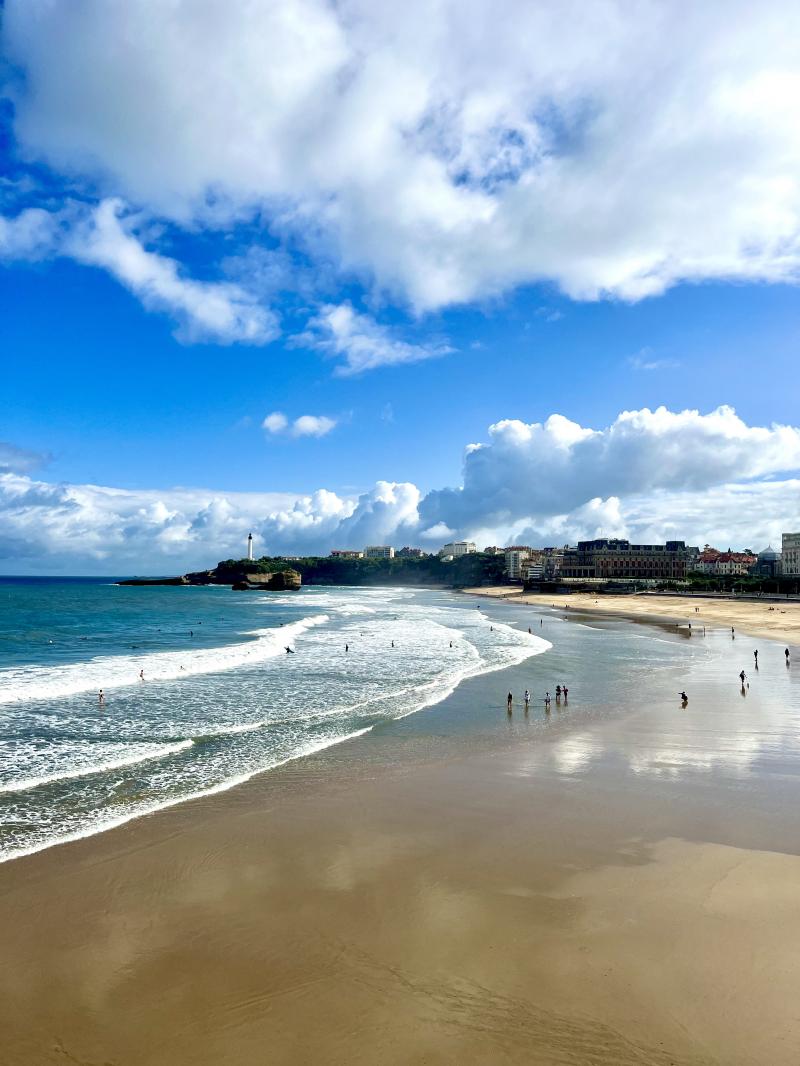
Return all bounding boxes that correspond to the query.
[786,648,791,664]
[98,689,105,706]
[544,691,551,709]
[523,689,530,711]
[680,691,688,705]
[563,685,568,702]
[345,643,349,652]
[739,670,747,687]
[139,669,144,681]
[754,649,759,667]
[555,684,562,700]
[507,692,513,713]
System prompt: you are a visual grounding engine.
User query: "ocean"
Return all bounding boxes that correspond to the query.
[0,578,549,862]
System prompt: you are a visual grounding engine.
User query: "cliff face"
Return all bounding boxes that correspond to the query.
[118,563,301,590]
[232,569,301,591]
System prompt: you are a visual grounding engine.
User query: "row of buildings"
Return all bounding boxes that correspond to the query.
[322,532,800,583]
[504,533,800,584]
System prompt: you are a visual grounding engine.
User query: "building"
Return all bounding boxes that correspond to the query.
[439,541,476,557]
[247,532,254,561]
[364,545,395,559]
[396,546,424,557]
[561,539,690,581]
[504,546,532,581]
[751,545,782,578]
[782,533,800,577]
[330,549,364,559]
[691,547,756,576]
[483,546,502,555]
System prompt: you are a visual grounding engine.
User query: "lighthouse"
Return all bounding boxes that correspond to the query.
[247,532,254,561]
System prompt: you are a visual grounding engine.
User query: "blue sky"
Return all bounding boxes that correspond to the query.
[1,1,799,572]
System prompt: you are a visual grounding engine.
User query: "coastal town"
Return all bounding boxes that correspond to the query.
[318,532,800,589]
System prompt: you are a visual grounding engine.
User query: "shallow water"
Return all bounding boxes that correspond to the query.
[0,580,547,861]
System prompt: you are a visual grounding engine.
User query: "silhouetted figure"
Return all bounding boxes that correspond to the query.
[786,647,791,665]
[740,670,747,685]
[285,646,294,654]
[507,692,513,714]
[523,689,530,711]
[754,650,759,668]
[98,689,105,706]
[563,686,568,702]
[345,643,349,652]
[680,691,688,706]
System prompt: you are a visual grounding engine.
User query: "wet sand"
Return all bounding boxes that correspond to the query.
[466,587,800,645]
[1,618,799,1064]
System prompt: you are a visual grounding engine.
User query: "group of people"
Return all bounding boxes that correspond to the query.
[507,684,568,713]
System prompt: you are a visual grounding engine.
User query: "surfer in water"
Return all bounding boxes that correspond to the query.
[285,646,294,654]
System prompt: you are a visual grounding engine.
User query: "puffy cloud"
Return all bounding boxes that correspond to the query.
[419,406,800,533]
[9,1,800,312]
[1,407,798,572]
[294,304,452,375]
[262,412,338,437]
[291,415,337,438]
[262,412,289,434]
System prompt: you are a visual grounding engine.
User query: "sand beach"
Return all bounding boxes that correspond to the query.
[1,597,799,1065]
[465,587,800,646]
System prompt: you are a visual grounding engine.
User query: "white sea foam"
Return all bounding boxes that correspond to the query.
[0,739,194,794]
[0,613,329,705]
[0,726,374,865]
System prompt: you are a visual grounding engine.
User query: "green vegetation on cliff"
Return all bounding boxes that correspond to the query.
[216,552,507,588]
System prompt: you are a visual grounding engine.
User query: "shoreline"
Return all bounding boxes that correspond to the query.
[2,605,799,1063]
[463,586,800,646]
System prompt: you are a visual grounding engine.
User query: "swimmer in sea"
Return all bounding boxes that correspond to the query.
[285,646,294,654]
[98,689,105,706]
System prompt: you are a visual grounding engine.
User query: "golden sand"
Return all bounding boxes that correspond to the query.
[1,713,799,1065]
[465,587,800,645]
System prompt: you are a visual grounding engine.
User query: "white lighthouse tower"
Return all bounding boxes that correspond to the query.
[247,532,254,561]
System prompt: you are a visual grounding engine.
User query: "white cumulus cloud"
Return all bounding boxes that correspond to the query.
[9,1,800,312]
[1,406,798,573]
[262,412,338,437]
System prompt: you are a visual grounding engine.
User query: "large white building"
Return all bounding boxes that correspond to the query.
[783,533,800,576]
[440,541,476,557]
[504,546,532,581]
[364,545,395,559]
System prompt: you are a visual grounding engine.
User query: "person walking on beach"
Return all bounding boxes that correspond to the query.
[507,692,513,713]
[523,689,530,711]
[739,670,747,687]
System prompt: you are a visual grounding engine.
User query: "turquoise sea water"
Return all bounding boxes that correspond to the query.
[0,579,548,861]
